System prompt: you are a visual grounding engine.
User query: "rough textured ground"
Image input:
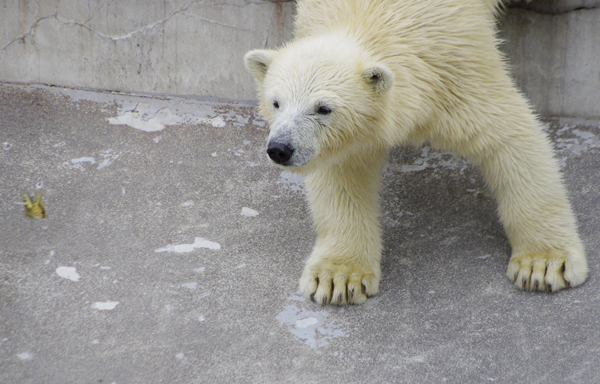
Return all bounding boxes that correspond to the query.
[1,84,599,383]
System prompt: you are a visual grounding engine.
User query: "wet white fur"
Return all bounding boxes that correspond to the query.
[245,0,588,305]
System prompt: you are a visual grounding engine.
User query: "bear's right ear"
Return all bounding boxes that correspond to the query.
[244,50,276,84]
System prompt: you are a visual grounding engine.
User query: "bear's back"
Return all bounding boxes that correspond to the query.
[294,0,499,67]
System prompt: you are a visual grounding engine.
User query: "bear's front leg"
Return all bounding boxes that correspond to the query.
[475,122,588,292]
[300,149,387,305]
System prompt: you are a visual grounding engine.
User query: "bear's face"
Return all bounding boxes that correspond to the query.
[245,36,394,169]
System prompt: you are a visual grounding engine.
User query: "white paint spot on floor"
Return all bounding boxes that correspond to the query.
[92,340,99,344]
[56,267,80,281]
[63,157,96,171]
[233,115,249,126]
[71,157,96,164]
[91,301,119,310]
[276,293,347,349]
[153,136,162,143]
[404,355,425,363]
[97,150,120,170]
[154,237,221,253]
[278,171,306,195]
[97,159,111,169]
[553,124,600,167]
[253,119,267,128]
[477,254,491,260]
[236,263,246,269]
[181,201,194,207]
[16,352,32,360]
[295,317,319,328]
[198,316,205,322]
[182,282,197,290]
[402,163,429,172]
[211,152,218,157]
[194,267,206,273]
[176,353,184,360]
[210,116,226,127]
[100,266,111,270]
[241,207,259,217]
[108,103,225,132]
[107,103,163,132]
[53,141,66,147]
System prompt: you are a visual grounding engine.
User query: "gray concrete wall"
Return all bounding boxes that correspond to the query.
[0,0,294,103]
[499,1,600,118]
[1,0,599,117]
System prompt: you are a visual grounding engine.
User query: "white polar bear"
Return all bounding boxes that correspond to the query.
[244,0,588,305]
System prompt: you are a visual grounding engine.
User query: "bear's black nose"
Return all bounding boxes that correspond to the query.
[267,142,294,165]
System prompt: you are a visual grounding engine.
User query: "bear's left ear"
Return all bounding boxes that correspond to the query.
[244,49,276,84]
[362,65,394,94]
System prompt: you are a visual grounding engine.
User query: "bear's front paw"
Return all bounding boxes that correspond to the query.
[299,258,380,306]
[506,248,588,292]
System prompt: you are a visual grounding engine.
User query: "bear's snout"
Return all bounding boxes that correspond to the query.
[267,142,295,165]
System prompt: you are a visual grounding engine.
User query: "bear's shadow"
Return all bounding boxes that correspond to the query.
[379,145,511,296]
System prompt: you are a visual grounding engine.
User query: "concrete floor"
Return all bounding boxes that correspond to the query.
[1,83,599,383]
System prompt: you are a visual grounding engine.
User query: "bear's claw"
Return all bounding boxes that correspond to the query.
[506,249,588,292]
[300,260,380,306]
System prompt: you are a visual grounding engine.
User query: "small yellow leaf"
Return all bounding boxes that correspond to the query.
[23,191,46,219]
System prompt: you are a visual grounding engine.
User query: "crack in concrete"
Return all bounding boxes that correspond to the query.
[0,13,57,51]
[54,2,198,42]
[262,6,277,48]
[261,0,291,49]
[1,0,272,51]
[180,12,252,32]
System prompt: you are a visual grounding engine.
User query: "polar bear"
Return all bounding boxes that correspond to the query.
[244,0,588,305]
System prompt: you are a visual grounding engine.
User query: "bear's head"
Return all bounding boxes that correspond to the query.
[244,35,394,170]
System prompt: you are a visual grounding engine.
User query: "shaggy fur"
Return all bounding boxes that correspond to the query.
[244,0,588,305]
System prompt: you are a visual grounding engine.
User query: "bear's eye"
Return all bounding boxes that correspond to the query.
[273,101,279,109]
[317,106,332,115]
